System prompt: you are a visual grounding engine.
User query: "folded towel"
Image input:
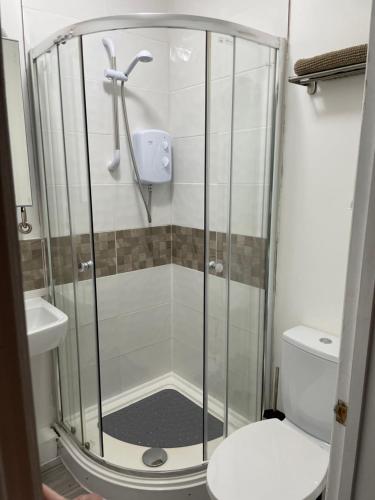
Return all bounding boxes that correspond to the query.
[294,44,367,76]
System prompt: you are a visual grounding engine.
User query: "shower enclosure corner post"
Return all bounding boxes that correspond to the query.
[203,30,211,464]
[29,55,63,424]
[78,34,105,458]
[262,38,287,412]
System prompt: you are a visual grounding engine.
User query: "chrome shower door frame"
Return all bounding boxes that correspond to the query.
[30,13,285,479]
[30,40,104,456]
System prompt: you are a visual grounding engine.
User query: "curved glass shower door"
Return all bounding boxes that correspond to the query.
[32,16,281,475]
[34,38,103,455]
[204,33,277,459]
[81,26,208,471]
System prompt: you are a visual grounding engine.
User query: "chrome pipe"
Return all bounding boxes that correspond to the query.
[120,82,152,223]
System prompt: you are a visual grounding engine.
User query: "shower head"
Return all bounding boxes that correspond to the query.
[136,50,154,63]
[102,37,116,60]
[104,49,153,82]
[124,50,153,77]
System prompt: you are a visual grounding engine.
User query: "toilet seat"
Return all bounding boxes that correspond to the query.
[207,418,329,500]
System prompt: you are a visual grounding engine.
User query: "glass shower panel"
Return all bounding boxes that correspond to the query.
[35,48,83,442]
[57,38,103,455]
[204,32,234,459]
[227,39,276,431]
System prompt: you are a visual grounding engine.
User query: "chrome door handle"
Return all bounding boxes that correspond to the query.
[78,260,93,273]
[209,260,224,273]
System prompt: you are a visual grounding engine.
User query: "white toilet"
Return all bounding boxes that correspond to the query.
[207,326,340,500]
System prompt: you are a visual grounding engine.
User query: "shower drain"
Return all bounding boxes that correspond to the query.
[142,448,168,467]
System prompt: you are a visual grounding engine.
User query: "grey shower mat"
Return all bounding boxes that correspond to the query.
[102,389,224,448]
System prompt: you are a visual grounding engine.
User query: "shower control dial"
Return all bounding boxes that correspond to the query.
[162,140,169,151]
[162,156,170,168]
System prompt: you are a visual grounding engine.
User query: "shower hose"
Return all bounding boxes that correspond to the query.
[120,82,152,223]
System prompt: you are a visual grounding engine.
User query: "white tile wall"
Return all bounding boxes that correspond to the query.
[173,301,203,352]
[232,128,267,185]
[169,29,206,230]
[230,184,266,237]
[171,183,204,228]
[96,265,172,397]
[172,136,205,184]
[99,304,171,360]
[169,84,205,138]
[168,29,206,91]
[82,29,172,233]
[233,67,270,131]
[172,264,261,418]
[173,338,203,390]
[115,183,171,229]
[209,132,231,184]
[96,265,171,320]
[47,184,70,237]
[91,185,116,233]
[118,340,172,393]
[169,30,273,236]
[100,340,172,399]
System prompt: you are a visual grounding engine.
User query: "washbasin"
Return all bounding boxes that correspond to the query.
[25,297,68,357]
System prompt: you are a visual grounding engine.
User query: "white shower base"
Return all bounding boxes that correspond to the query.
[57,372,250,499]
[85,371,249,472]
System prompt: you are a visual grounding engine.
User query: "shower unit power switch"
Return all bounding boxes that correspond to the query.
[132,129,172,184]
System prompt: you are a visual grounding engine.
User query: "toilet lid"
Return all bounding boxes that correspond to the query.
[207,419,329,500]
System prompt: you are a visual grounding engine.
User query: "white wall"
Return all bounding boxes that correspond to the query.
[167,0,288,38]
[273,0,372,366]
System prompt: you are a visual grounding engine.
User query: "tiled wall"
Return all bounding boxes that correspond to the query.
[96,265,172,401]
[18,221,265,418]
[18,21,273,426]
[19,238,45,291]
[45,226,267,287]
[168,29,273,420]
[82,28,172,233]
[1,0,287,464]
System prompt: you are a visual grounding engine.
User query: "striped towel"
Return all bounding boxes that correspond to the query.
[294,44,367,76]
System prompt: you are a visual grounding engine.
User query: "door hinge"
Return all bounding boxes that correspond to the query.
[334,399,348,425]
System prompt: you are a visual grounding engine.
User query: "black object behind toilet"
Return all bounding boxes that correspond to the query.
[263,366,285,421]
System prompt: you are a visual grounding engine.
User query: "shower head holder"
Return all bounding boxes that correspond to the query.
[104,68,128,82]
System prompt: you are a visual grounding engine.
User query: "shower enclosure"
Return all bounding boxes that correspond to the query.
[31,13,284,494]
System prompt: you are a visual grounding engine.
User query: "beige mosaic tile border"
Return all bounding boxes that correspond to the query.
[20,225,267,291]
[19,238,45,291]
[172,225,266,289]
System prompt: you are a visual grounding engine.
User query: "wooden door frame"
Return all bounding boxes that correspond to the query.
[326,1,375,498]
[0,26,42,500]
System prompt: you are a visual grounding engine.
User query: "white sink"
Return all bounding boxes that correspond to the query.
[25,297,68,357]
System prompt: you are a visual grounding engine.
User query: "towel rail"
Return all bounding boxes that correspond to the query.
[288,62,366,94]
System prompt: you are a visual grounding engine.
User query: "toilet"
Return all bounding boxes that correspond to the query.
[206,326,340,500]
